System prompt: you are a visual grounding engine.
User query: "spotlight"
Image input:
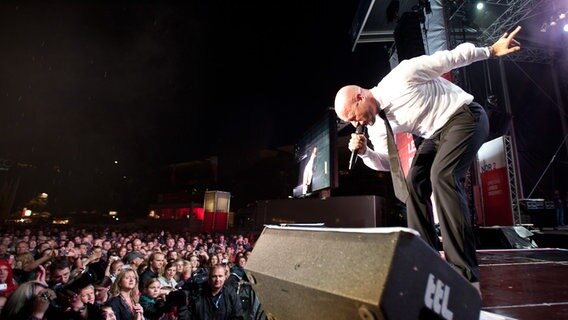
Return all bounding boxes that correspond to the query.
[564,24,568,32]
[559,13,566,20]
[550,20,557,27]
[476,2,484,10]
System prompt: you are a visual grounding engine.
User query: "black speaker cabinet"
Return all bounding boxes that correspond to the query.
[246,226,481,320]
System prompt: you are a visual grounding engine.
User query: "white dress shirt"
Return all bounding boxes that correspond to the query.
[360,43,491,171]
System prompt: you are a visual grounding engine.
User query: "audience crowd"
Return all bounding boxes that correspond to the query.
[0,226,264,320]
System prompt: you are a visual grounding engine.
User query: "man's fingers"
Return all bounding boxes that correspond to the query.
[507,26,522,39]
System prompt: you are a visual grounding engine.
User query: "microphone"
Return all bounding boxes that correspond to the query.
[348,124,364,171]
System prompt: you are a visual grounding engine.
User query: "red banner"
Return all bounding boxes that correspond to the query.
[396,132,417,177]
[480,167,513,226]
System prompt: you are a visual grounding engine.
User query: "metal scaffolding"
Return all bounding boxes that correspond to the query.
[504,135,522,225]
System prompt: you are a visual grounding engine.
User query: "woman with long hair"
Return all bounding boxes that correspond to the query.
[106,268,144,320]
[0,280,56,320]
[0,259,18,298]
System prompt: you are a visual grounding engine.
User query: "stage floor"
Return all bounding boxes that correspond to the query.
[478,248,568,320]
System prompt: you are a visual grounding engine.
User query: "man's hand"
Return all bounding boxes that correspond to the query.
[349,133,367,155]
[490,26,521,57]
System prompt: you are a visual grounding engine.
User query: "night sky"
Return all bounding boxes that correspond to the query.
[1,1,566,215]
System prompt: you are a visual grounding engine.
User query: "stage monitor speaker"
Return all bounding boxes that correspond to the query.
[246,226,481,320]
[394,11,426,61]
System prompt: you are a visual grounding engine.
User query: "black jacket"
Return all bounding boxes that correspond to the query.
[189,286,244,320]
[106,296,136,320]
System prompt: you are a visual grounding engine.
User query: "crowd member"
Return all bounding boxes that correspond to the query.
[188,265,243,320]
[172,259,184,282]
[207,255,220,268]
[13,241,53,284]
[139,252,165,292]
[48,257,72,287]
[166,250,178,263]
[107,268,144,320]
[0,260,17,299]
[100,305,117,320]
[117,247,128,261]
[79,284,95,305]
[105,259,124,283]
[230,255,247,280]
[158,262,178,291]
[94,277,113,307]
[123,251,145,271]
[178,260,192,284]
[139,278,173,320]
[56,284,101,320]
[334,26,523,293]
[0,280,56,320]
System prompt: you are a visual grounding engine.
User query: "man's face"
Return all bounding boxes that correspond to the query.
[335,88,378,127]
[52,267,71,284]
[132,239,142,251]
[341,99,377,127]
[151,254,165,270]
[101,306,117,320]
[209,267,226,292]
[80,286,95,304]
[16,242,29,255]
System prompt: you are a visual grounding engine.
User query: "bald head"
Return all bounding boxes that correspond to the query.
[334,85,360,121]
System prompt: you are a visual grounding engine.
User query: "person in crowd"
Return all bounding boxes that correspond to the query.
[101,305,117,320]
[0,280,56,320]
[166,250,178,263]
[123,251,145,271]
[333,26,523,294]
[139,252,165,292]
[13,241,54,284]
[94,277,113,307]
[158,261,178,292]
[139,278,173,320]
[188,264,243,320]
[79,284,95,305]
[117,247,128,261]
[174,259,185,282]
[107,267,144,320]
[207,255,220,269]
[230,255,247,281]
[106,259,124,283]
[0,259,17,299]
[56,284,102,320]
[178,260,192,284]
[48,257,72,288]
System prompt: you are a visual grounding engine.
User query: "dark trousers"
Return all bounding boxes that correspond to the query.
[406,102,489,282]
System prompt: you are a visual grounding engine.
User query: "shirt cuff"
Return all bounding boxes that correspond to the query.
[484,46,493,58]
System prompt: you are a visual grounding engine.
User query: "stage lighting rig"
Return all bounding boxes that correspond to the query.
[476,1,485,11]
[540,9,567,33]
